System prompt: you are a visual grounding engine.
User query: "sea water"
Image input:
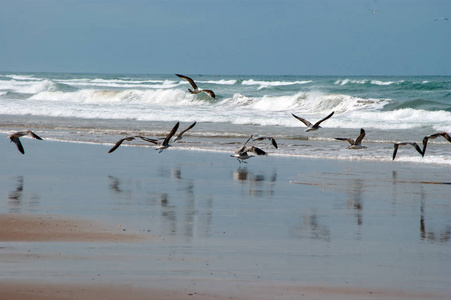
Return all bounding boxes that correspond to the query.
[1,72,450,165]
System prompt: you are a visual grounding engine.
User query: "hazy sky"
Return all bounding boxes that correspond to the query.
[0,0,449,75]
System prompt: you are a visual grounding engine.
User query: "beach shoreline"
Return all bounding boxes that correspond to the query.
[1,139,450,299]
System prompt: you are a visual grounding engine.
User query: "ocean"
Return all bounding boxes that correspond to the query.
[1,72,450,165]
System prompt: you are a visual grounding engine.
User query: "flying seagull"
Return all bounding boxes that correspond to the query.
[291,111,335,132]
[368,9,380,14]
[335,128,367,149]
[173,121,197,142]
[231,135,267,163]
[176,74,216,99]
[422,132,451,156]
[155,122,180,153]
[108,136,158,153]
[8,130,43,154]
[435,17,448,21]
[392,142,423,160]
[251,135,278,149]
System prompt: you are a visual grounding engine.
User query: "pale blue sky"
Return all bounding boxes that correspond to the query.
[0,0,449,75]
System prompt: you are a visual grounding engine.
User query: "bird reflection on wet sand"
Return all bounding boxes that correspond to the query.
[8,176,24,201]
[233,168,277,197]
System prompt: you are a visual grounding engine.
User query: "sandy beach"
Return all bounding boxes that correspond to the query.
[1,139,450,299]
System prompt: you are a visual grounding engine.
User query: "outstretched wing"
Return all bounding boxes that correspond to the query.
[314,111,335,127]
[355,128,365,145]
[163,122,180,146]
[176,74,198,89]
[269,137,278,149]
[12,137,25,154]
[393,142,423,160]
[252,136,278,149]
[28,131,43,140]
[136,136,159,144]
[422,137,429,156]
[180,122,197,135]
[335,138,354,146]
[291,113,312,127]
[108,138,129,153]
[246,146,267,156]
[410,142,424,157]
[203,89,216,99]
[392,143,400,160]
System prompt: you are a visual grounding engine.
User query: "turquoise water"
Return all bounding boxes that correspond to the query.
[1,73,450,164]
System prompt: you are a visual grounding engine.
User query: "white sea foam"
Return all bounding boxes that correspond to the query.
[242,79,312,89]
[1,73,450,166]
[0,79,55,93]
[334,78,403,86]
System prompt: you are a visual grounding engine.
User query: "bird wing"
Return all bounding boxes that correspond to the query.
[176,74,198,89]
[270,137,278,149]
[28,131,42,140]
[252,136,278,149]
[136,136,159,144]
[355,129,365,145]
[422,137,429,156]
[28,131,43,140]
[291,113,312,127]
[410,143,424,157]
[108,138,128,153]
[179,122,197,135]
[314,111,335,127]
[163,122,180,146]
[235,145,247,155]
[12,137,25,154]
[247,146,267,156]
[203,89,216,99]
[392,144,400,160]
[428,132,451,142]
[335,138,355,146]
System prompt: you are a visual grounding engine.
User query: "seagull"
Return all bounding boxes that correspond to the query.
[368,9,380,14]
[155,122,180,153]
[173,121,196,142]
[422,132,451,156]
[291,111,334,132]
[7,130,43,154]
[435,17,448,21]
[251,135,278,149]
[392,142,424,160]
[176,74,216,99]
[108,136,158,153]
[231,135,267,163]
[335,128,367,149]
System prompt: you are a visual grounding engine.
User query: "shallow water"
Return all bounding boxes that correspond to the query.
[0,141,449,297]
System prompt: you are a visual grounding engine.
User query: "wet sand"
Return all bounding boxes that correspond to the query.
[0,139,450,299]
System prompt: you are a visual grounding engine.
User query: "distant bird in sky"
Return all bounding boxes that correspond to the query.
[108,135,158,153]
[392,142,423,160]
[368,9,380,14]
[251,135,278,149]
[335,128,367,149]
[8,130,43,154]
[176,74,216,99]
[231,135,267,163]
[422,132,451,156]
[173,121,196,142]
[434,17,448,21]
[291,111,334,132]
